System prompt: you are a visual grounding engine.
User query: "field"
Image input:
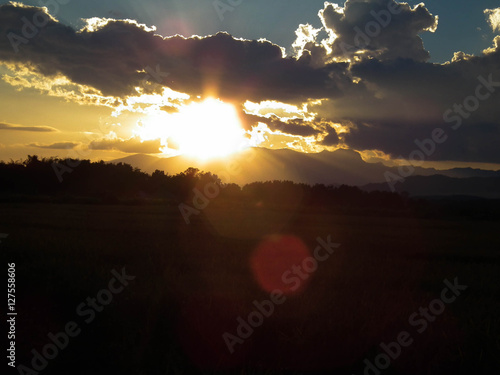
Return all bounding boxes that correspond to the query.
[1,202,499,375]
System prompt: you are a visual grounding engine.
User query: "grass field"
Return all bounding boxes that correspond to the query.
[1,202,499,374]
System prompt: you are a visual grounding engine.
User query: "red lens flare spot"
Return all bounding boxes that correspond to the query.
[250,234,312,295]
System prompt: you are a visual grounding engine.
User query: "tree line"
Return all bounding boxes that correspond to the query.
[3,155,494,219]
[0,155,409,209]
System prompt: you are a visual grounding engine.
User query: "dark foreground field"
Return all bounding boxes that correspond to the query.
[1,202,499,375]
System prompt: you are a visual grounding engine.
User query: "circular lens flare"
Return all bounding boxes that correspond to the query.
[250,234,312,295]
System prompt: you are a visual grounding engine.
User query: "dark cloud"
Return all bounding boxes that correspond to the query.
[160,105,180,114]
[320,131,340,146]
[0,122,57,132]
[337,39,500,163]
[0,3,351,102]
[344,120,500,163]
[89,137,162,154]
[350,49,500,118]
[319,0,438,62]
[29,142,79,149]
[241,113,322,137]
[299,30,500,164]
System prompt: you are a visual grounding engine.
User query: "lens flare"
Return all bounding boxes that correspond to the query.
[250,234,312,295]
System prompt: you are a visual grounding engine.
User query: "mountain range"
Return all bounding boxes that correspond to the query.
[109,148,500,198]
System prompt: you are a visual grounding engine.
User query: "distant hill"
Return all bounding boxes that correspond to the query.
[363,175,500,199]
[110,148,392,186]
[109,147,500,188]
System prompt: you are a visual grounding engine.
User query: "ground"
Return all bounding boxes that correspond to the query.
[1,202,499,374]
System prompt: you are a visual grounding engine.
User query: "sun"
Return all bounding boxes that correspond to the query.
[136,98,249,160]
[173,98,248,159]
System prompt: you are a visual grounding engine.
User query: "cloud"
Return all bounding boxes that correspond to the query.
[303,34,500,163]
[294,0,438,64]
[160,105,180,114]
[0,63,123,108]
[89,137,162,154]
[241,112,342,149]
[241,113,322,137]
[28,142,79,149]
[343,120,500,164]
[485,8,500,32]
[0,122,58,132]
[0,3,351,103]
[320,130,340,146]
[343,56,500,162]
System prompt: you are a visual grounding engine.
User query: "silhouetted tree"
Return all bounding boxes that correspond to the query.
[0,155,429,216]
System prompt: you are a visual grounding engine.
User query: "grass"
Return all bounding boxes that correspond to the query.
[1,202,499,374]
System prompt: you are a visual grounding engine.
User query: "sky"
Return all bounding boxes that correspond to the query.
[0,0,500,170]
